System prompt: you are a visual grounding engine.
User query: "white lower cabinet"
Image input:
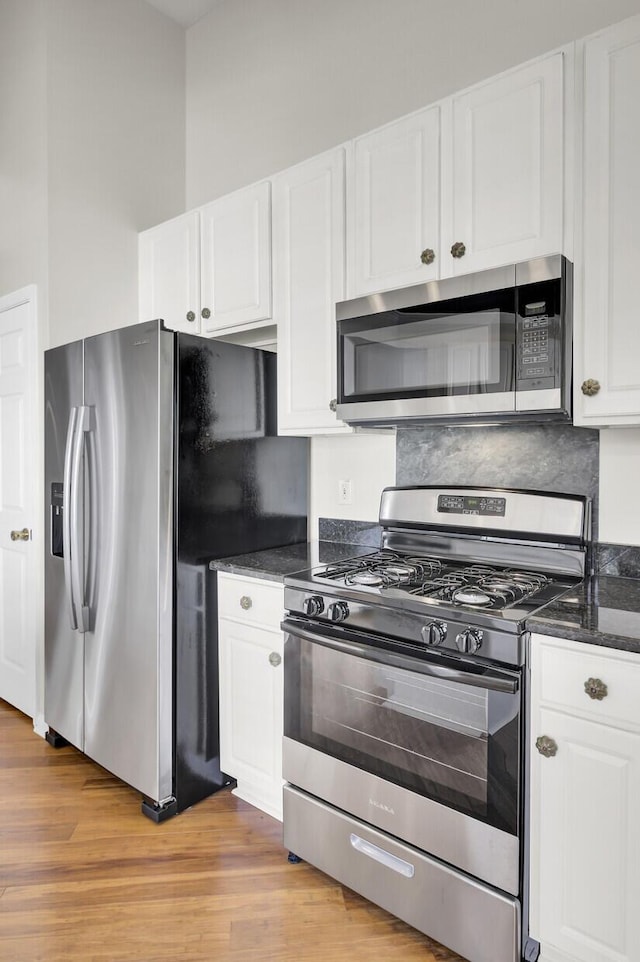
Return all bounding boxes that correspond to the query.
[217,572,285,820]
[529,634,640,962]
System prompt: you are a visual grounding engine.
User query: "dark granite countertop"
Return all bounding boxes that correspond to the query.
[209,540,376,583]
[527,576,640,654]
[210,544,640,655]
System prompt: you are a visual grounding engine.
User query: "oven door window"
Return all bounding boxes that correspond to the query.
[338,289,515,402]
[284,633,520,836]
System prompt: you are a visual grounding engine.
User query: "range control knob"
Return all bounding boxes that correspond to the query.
[455,628,483,654]
[327,601,350,623]
[421,621,447,646]
[302,595,324,617]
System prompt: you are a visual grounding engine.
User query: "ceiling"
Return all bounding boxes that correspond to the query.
[144,0,225,29]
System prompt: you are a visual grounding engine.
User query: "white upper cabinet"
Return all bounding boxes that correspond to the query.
[575,16,640,425]
[347,53,565,298]
[139,182,272,337]
[139,211,201,334]
[273,145,351,435]
[445,52,564,275]
[348,106,441,296]
[200,181,272,335]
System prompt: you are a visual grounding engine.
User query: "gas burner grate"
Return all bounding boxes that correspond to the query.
[409,565,551,609]
[317,552,444,588]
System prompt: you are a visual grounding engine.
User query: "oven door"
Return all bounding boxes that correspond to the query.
[282,616,522,895]
[336,283,516,424]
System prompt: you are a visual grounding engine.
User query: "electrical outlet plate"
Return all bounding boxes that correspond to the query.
[338,480,352,505]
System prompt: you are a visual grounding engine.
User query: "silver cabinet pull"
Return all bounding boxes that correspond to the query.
[329,398,337,412]
[239,595,252,610]
[201,307,211,319]
[584,677,608,700]
[581,379,601,396]
[268,652,281,667]
[186,311,196,323]
[451,241,466,258]
[535,735,558,758]
[420,248,435,265]
[10,528,30,541]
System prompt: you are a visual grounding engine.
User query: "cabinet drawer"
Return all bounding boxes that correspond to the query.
[217,573,284,628]
[535,636,640,729]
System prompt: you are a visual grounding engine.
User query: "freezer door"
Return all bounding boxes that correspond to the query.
[83,321,174,803]
[44,341,85,748]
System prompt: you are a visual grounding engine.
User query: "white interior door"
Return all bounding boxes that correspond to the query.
[0,286,38,717]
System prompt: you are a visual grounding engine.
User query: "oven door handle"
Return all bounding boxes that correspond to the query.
[281,618,519,694]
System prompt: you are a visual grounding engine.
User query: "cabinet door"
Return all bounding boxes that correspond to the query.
[138,211,201,333]
[348,105,440,296]
[200,181,272,334]
[219,619,283,820]
[445,53,564,275]
[530,707,640,962]
[530,635,640,962]
[576,19,640,424]
[273,146,351,435]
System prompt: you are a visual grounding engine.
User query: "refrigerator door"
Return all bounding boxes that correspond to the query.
[82,321,174,803]
[44,341,85,748]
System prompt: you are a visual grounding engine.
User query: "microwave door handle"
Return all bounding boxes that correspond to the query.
[69,406,90,634]
[282,619,518,694]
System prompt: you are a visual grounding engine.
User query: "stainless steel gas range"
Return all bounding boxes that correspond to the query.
[281,486,591,962]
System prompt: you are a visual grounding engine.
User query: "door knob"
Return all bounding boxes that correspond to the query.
[10,528,30,542]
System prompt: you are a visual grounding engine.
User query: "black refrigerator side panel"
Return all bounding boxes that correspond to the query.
[174,335,308,811]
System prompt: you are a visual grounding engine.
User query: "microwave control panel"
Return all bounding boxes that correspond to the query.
[516,297,558,391]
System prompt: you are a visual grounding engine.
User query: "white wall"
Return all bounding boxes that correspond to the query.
[45,0,186,347]
[186,0,640,206]
[310,433,396,527]
[599,430,640,545]
[0,0,48,312]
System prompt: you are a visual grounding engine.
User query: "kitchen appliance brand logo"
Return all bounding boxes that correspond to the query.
[369,797,395,815]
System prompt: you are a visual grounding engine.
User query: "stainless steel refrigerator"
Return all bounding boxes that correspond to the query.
[44,320,308,820]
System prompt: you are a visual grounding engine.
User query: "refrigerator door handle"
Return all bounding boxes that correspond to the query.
[62,407,80,630]
[69,405,91,634]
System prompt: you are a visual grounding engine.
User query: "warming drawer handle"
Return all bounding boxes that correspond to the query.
[349,833,415,879]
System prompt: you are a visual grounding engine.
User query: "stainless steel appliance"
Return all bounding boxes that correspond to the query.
[336,255,572,426]
[282,486,591,962]
[44,320,307,820]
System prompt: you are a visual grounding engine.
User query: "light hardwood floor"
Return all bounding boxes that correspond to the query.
[0,699,465,961]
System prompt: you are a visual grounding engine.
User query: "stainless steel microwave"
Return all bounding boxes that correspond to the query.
[336,255,572,426]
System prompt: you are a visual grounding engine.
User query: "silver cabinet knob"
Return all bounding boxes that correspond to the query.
[186,311,196,323]
[201,307,211,320]
[239,595,252,610]
[536,735,558,758]
[10,528,30,542]
[420,248,435,265]
[329,398,337,412]
[581,379,601,397]
[451,241,466,259]
[584,677,608,700]
[268,651,281,667]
